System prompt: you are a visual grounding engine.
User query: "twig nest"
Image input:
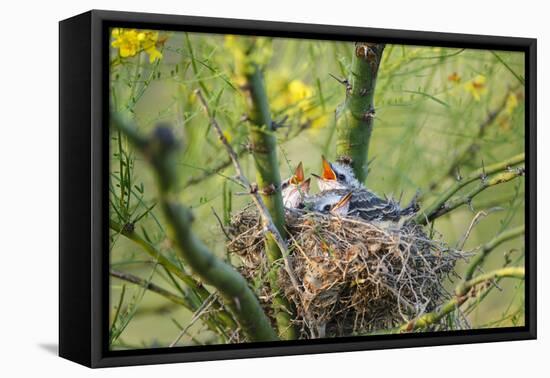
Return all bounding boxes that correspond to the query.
[228,208,464,338]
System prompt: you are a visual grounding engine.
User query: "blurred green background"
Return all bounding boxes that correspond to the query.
[108,29,525,350]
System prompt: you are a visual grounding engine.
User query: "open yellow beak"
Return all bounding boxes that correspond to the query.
[331,192,352,214]
[321,156,336,181]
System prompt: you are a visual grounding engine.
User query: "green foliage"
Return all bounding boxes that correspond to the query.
[108,29,526,349]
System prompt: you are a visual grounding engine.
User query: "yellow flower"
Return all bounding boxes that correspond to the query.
[269,73,330,131]
[111,28,140,58]
[270,75,313,111]
[464,75,487,101]
[287,80,314,103]
[111,28,163,63]
[141,31,163,63]
[447,72,461,83]
[505,92,518,115]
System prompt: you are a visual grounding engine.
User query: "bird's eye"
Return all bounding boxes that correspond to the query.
[323,204,331,212]
[338,173,346,181]
[282,182,289,189]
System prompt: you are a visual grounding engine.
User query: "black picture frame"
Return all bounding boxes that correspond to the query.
[59,9,537,368]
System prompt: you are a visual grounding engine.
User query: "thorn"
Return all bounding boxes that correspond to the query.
[363,106,376,121]
[467,199,475,212]
[240,141,253,153]
[271,115,289,130]
[329,72,347,85]
[359,88,370,96]
[455,166,463,181]
[336,155,353,165]
[329,73,352,92]
[508,166,525,176]
[480,159,488,182]
[260,184,277,196]
[122,222,135,233]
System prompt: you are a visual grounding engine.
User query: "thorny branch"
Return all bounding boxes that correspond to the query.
[111,112,278,342]
[195,89,303,299]
[400,267,525,332]
[427,167,525,221]
[427,87,522,194]
[110,269,193,309]
[110,220,237,331]
[415,153,525,225]
[458,225,525,289]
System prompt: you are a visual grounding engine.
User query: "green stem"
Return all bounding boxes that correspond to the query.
[240,53,297,340]
[428,168,524,221]
[110,269,195,310]
[458,225,525,291]
[461,267,525,291]
[110,221,236,332]
[400,267,524,332]
[112,113,278,342]
[336,43,385,183]
[415,153,525,225]
[444,87,521,180]
[161,199,278,341]
[463,253,523,316]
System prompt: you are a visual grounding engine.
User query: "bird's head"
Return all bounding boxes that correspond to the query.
[282,162,311,209]
[309,191,352,217]
[312,156,361,191]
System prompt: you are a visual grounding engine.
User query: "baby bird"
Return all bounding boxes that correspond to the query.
[313,156,419,222]
[281,162,311,209]
[306,191,353,216]
[313,156,362,191]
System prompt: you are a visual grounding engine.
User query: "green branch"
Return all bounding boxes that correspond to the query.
[427,167,525,221]
[237,41,297,340]
[111,113,278,342]
[400,226,524,333]
[110,269,194,309]
[427,87,521,194]
[110,221,236,332]
[415,153,525,224]
[336,43,385,183]
[400,267,524,332]
[458,225,525,291]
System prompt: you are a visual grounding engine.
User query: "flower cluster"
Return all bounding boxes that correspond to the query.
[464,74,487,101]
[224,35,329,130]
[447,73,490,102]
[269,74,329,130]
[111,28,164,63]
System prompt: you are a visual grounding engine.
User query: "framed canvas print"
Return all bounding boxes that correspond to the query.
[59,10,536,368]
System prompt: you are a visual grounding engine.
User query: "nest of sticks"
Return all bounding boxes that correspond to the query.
[227,207,465,338]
